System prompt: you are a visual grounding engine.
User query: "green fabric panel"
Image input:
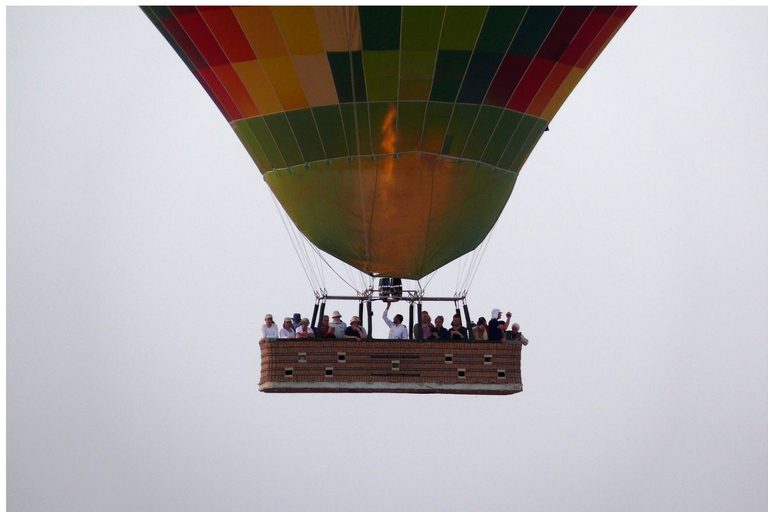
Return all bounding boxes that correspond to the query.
[421,102,453,154]
[481,109,525,168]
[368,102,396,155]
[508,118,549,172]
[339,103,359,156]
[263,113,303,167]
[475,6,526,52]
[246,117,285,169]
[233,120,272,173]
[313,106,348,159]
[263,153,517,279]
[363,51,399,102]
[429,51,472,103]
[401,6,444,50]
[327,52,353,103]
[423,161,516,275]
[338,103,373,156]
[497,114,541,170]
[462,105,503,161]
[359,6,401,51]
[439,6,488,51]
[285,109,325,163]
[396,101,427,153]
[442,103,480,157]
[400,51,438,101]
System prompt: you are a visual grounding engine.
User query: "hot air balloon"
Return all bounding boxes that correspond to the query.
[142,6,635,394]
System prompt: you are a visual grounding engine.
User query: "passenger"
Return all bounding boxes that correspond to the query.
[320,315,337,339]
[473,317,489,341]
[413,311,434,340]
[329,310,347,339]
[488,309,512,341]
[428,315,449,340]
[382,301,408,339]
[291,313,302,330]
[278,317,296,339]
[448,314,468,340]
[344,316,367,340]
[506,322,529,346]
[259,313,279,342]
[295,317,315,338]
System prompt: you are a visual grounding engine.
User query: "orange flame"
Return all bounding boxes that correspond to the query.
[380,104,397,157]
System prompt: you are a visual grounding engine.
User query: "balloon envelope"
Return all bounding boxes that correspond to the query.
[143,6,634,279]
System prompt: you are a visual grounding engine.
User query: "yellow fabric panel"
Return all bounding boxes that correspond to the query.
[313,6,362,52]
[232,60,283,115]
[259,56,309,111]
[292,54,339,107]
[540,66,585,123]
[232,6,288,60]
[272,6,325,56]
[212,63,260,118]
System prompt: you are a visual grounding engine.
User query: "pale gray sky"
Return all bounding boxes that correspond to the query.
[6,6,768,512]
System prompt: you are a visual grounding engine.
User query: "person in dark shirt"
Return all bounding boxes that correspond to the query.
[428,315,449,340]
[488,308,512,341]
[448,314,469,340]
[344,316,367,340]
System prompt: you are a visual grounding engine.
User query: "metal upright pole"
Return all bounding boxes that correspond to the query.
[416,302,423,340]
[408,302,414,339]
[310,300,319,331]
[366,300,372,339]
[463,303,474,340]
[317,300,326,336]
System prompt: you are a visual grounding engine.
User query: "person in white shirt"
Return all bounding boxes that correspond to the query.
[329,310,347,339]
[278,317,296,339]
[382,301,408,339]
[295,317,315,339]
[260,313,279,342]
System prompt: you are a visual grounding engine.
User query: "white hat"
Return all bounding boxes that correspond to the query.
[492,308,501,318]
[350,316,360,323]
[332,310,342,318]
[265,314,273,320]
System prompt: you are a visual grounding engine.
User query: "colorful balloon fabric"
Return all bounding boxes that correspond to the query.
[143,6,635,279]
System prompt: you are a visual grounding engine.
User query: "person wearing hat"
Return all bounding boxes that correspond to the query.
[259,313,278,342]
[295,317,315,339]
[291,312,302,330]
[279,317,296,339]
[329,310,347,339]
[344,316,367,340]
[488,308,512,341]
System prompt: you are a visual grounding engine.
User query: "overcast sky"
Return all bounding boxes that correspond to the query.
[6,6,768,512]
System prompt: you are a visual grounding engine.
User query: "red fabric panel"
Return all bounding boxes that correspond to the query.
[171,7,229,68]
[484,54,532,108]
[577,12,623,69]
[538,7,592,62]
[199,7,257,64]
[214,64,260,118]
[507,57,557,112]
[559,8,614,67]
[198,67,242,121]
[192,70,231,121]
[160,15,208,70]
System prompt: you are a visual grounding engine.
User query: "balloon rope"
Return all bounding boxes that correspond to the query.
[269,193,321,294]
